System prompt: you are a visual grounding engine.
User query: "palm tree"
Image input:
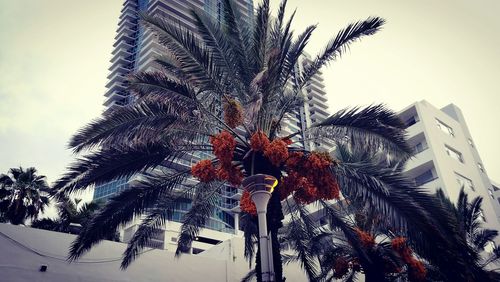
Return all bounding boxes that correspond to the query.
[0,167,50,225]
[52,0,468,280]
[435,189,500,280]
[31,195,101,234]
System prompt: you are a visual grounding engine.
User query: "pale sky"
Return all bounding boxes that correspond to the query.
[1,0,499,186]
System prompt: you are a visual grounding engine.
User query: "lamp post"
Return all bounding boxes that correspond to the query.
[242,174,278,282]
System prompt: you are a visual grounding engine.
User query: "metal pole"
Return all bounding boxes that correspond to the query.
[242,174,278,282]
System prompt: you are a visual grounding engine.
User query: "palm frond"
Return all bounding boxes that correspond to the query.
[175,181,224,255]
[128,71,197,103]
[307,105,412,160]
[54,142,178,194]
[191,8,246,97]
[240,269,256,282]
[68,171,188,261]
[283,199,319,281]
[141,13,225,94]
[300,17,385,85]
[121,186,195,269]
[473,229,498,252]
[333,160,477,281]
[251,0,270,73]
[221,0,253,87]
[241,212,258,264]
[69,95,205,153]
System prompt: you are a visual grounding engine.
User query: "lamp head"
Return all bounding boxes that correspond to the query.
[242,174,278,193]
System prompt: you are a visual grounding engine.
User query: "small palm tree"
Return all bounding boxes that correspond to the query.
[436,189,500,280]
[0,167,50,225]
[52,0,471,281]
[31,195,101,234]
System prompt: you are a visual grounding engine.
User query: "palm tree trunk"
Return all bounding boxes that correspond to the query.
[364,268,385,282]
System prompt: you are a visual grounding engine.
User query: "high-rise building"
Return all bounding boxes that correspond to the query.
[95,0,333,253]
[95,0,253,253]
[399,100,500,237]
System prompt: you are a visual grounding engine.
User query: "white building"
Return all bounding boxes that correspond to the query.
[489,179,500,222]
[399,100,500,235]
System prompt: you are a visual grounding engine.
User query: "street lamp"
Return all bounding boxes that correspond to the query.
[242,174,278,282]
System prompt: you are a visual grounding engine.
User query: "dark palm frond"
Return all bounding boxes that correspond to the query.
[68,96,203,153]
[300,17,385,85]
[281,24,316,88]
[54,142,178,195]
[307,105,412,160]
[128,72,197,103]
[0,174,14,186]
[121,185,195,269]
[140,13,225,94]
[251,0,270,73]
[221,0,253,87]
[241,269,257,282]
[68,171,188,261]
[283,199,319,281]
[31,218,61,231]
[191,8,246,97]
[333,159,477,281]
[320,201,372,267]
[468,195,484,236]
[241,212,258,264]
[473,229,499,252]
[175,181,224,256]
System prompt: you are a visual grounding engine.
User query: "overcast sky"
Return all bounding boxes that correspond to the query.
[1,0,499,186]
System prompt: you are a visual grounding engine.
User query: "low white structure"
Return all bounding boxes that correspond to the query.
[0,223,307,282]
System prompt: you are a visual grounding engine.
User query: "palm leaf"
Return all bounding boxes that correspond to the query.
[300,17,385,85]
[307,105,412,160]
[121,185,195,268]
[68,171,188,260]
[54,142,178,194]
[175,181,224,255]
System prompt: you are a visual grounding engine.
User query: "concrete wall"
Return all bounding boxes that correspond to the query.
[0,224,307,282]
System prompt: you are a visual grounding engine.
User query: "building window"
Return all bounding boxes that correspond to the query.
[468,138,474,148]
[414,169,435,186]
[455,172,474,192]
[405,115,419,127]
[414,141,428,154]
[478,163,485,173]
[445,145,464,163]
[436,119,454,137]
